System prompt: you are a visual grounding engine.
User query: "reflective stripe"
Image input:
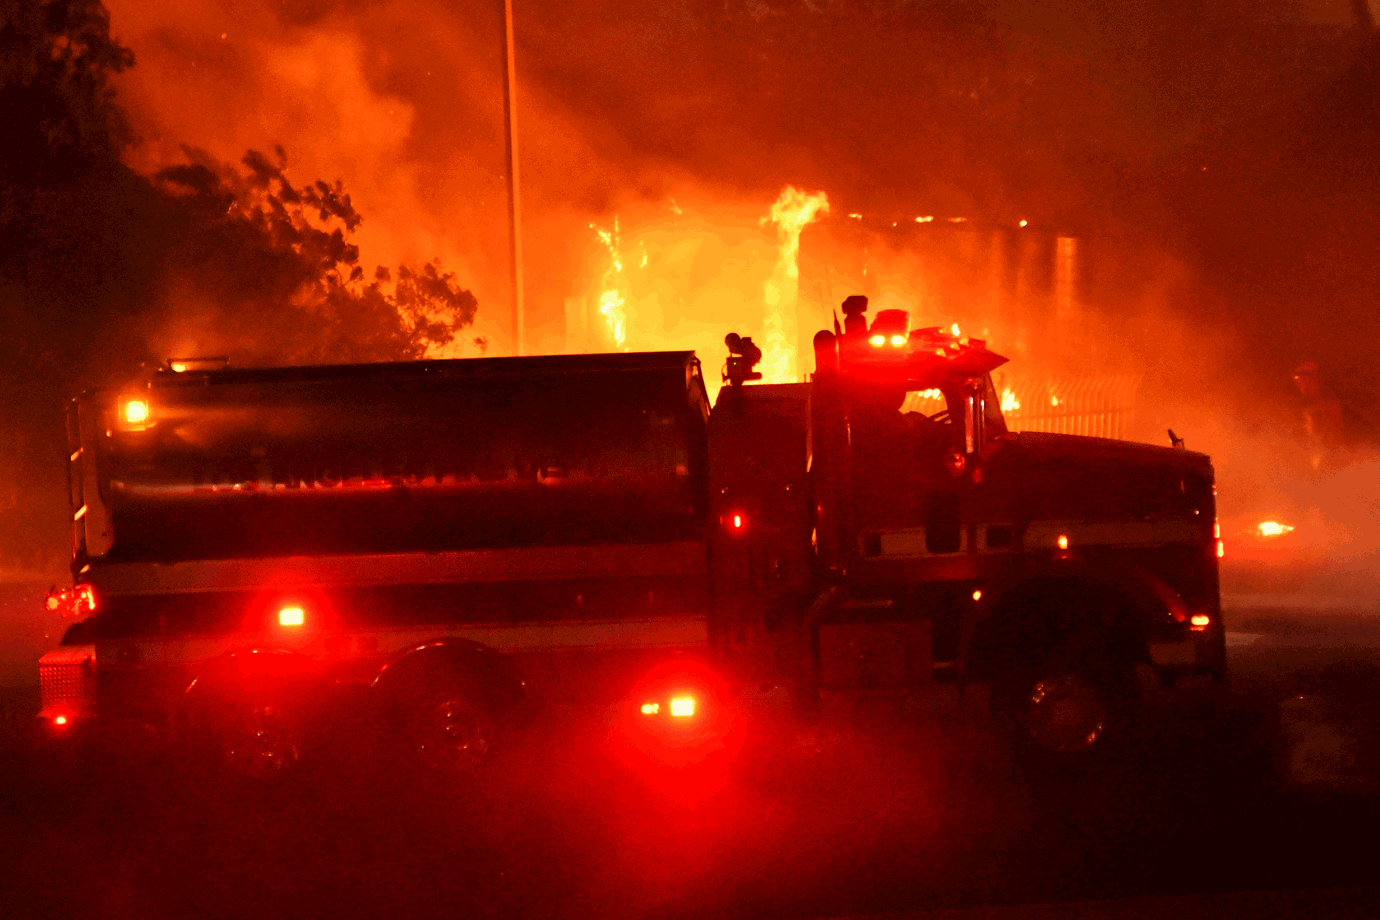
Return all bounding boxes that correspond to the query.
[86,541,708,595]
[866,528,968,558]
[102,617,710,665]
[1025,519,1203,550]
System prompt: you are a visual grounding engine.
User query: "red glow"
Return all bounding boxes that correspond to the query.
[1190,614,1211,630]
[1057,534,1069,550]
[53,715,68,726]
[640,702,659,715]
[1216,539,1225,559]
[670,696,696,718]
[77,584,96,612]
[278,605,305,627]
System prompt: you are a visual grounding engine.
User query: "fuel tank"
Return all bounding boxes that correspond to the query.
[93,353,711,561]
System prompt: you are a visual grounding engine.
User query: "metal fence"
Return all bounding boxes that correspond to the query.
[995,374,1141,441]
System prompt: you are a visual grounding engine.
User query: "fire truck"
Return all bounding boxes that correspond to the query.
[39,298,1224,776]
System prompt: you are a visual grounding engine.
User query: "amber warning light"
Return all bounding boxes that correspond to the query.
[121,399,150,426]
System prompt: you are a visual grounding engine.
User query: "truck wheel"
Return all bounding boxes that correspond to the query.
[995,649,1134,773]
[401,676,496,776]
[1021,668,1112,755]
[221,701,303,780]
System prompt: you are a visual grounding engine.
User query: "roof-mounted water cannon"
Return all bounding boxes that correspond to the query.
[840,295,869,338]
[723,333,763,387]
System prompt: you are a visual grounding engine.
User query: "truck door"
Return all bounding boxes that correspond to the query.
[849,385,967,562]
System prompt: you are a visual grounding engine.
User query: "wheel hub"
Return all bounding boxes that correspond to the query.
[1025,672,1108,754]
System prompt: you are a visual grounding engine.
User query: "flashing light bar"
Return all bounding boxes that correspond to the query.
[639,696,699,718]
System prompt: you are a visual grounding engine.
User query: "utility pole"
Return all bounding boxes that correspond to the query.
[502,0,525,355]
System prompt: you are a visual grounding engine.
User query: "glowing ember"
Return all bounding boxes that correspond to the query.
[1000,388,1020,412]
[760,187,829,383]
[1256,521,1295,538]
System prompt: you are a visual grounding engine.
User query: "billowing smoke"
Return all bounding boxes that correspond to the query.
[5,0,1380,594]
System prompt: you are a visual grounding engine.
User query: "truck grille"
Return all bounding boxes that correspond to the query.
[39,645,97,718]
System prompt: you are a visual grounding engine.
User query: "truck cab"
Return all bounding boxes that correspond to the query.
[708,299,1223,756]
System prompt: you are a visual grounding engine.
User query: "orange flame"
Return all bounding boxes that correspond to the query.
[591,219,628,349]
[761,187,829,383]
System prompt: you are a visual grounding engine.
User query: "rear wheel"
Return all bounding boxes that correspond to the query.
[221,701,303,780]
[397,675,498,776]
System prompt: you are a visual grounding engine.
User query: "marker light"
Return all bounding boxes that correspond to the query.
[1057,534,1069,550]
[1216,540,1225,559]
[889,334,907,347]
[1190,614,1211,630]
[170,362,188,373]
[640,702,660,716]
[669,696,696,718]
[122,399,150,425]
[972,589,982,601]
[278,605,305,627]
[53,715,68,726]
[868,334,886,347]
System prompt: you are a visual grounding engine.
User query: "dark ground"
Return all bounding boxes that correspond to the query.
[3,580,1380,920]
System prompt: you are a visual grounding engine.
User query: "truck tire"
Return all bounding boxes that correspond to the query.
[394,672,497,777]
[994,644,1135,775]
[218,699,305,780]
[179,655,318,785]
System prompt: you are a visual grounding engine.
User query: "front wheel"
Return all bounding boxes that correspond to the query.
[994,651,1134,775]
